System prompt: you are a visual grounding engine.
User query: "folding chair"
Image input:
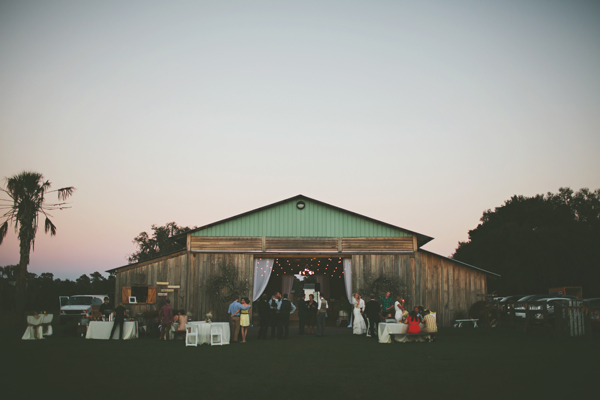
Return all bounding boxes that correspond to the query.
[210,324,223,346]
[185,324,199,347]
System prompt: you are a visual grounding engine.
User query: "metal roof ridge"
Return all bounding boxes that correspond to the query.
[173,194,434,246]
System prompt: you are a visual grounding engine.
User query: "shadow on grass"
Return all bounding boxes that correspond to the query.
[1,324,598,400]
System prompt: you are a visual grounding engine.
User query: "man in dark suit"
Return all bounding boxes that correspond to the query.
[110,304,128,340]
[279,294,296,339]
[297,293,308,335]
[365,294,381,338]
[257,294,270,339]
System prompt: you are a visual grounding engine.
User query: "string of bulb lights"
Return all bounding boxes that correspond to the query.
[265,257,345,278]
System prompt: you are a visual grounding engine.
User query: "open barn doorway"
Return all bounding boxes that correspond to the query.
[258,256,351,326]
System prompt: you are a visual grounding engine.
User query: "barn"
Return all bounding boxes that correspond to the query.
[109,195,498,327]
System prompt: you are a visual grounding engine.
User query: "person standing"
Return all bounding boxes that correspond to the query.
[306,294,318,335]
[158,299,173,340]
[316,295,328,337]
[365,294,380,338]
[394,296,405,322]
[380,291,394,319]
[110,304,127,340]
[297,294,308,335]
[99,297,112,319]
[269,292,282,339]
[352,293,366,335]
[228,295,242,343]
[239,298,252,343]
[257,294,270,340]
[279,294,297,339]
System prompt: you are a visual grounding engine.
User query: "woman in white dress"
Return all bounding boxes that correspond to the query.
[394,296,405,322]
[352,293,367,335]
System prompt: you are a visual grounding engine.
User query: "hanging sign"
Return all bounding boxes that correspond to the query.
[167,285,180,289]
[156,282,169,285]
[161,289,174,293]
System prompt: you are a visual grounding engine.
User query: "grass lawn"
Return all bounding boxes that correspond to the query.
[2,323,597,400]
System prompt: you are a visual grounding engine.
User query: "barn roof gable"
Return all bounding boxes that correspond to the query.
[179,195,433,247]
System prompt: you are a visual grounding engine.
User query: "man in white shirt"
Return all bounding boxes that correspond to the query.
[316,295,328,337]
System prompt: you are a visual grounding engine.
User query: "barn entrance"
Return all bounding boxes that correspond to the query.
[253,256,352,325]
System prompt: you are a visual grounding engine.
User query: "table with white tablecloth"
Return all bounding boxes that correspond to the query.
[187,322,230,345]
[85,321,138,340]
[22,314,45,340]
[378,322,428,343]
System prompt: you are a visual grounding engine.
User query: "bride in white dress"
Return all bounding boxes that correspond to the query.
[352,293,367,335]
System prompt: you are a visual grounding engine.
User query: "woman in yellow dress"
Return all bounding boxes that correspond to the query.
[239,298,252,343]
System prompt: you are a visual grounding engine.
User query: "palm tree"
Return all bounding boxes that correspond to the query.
[0,171,75,320]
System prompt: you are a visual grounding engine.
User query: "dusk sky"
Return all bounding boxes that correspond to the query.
[1,0,599,280]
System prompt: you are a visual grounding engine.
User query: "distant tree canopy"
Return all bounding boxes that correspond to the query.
[452,187,600,297]
[128,222,194,264]
[0,265,115,313]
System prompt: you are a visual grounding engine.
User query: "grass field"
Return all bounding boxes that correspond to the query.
[2,322,598,400]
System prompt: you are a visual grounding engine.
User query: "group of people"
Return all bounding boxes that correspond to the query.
[228,296,253,342]
[107,290,436,343]
[350,291,437,339]
[249,292,328,340]
[98,296,128,340]
[156,299,190,340]
[227,291,331,342]
[295,293,328,337]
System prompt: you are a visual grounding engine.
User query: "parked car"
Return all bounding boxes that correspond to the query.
[495,295,526,314]
[583,298,600,332]
[514,296,577,319]
[59,295,108,324]
[530,298,573,324]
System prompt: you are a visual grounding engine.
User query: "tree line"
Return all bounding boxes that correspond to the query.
[0,265,115,313]
[452,187,600,297]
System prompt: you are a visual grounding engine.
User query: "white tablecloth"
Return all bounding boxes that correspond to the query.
[42,314,54,336]
[378,322,427,343]
[85,321,138,340]
[22,315,45,340]
[188,322,230,345]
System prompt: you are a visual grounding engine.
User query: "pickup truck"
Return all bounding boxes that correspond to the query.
[59,295,109,324]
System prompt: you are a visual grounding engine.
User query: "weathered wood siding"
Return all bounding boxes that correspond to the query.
[115,252,188,314]
[351,251,487,327]
[190,236,414,253]
[115,252,254,322]
[185,253,254,322]
[115,240,486,327]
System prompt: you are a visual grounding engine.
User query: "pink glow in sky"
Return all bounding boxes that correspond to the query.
[1,1,599,280]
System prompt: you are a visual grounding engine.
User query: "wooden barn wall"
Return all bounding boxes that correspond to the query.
[190,236,414,253]
[115,253,188,315]
[115,252,254,322]
[186,253,254,322]
[351,252,487,327]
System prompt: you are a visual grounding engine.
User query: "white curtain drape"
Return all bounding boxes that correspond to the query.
[253,258,274,301]
[343,258,353,303]
[282,275,294,299]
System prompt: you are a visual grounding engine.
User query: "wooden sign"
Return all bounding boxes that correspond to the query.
[157,293,167,297]
[167,285,180,289]
[161,289,174,293]
[156,282,169,285]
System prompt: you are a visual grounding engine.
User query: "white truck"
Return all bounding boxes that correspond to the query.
[59,295,108,324]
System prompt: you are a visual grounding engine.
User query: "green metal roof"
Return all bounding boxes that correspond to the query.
[185,195,433,247]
